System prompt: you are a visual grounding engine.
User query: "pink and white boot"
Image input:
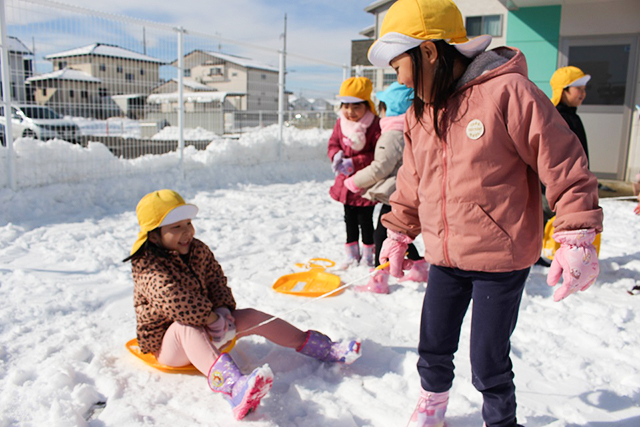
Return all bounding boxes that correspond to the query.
[339,242,361,270]
[407,389,449,427]
[362,244,375,267]
[354,268,390,294]
[398,259,430,283]
[208,353,274,420]
[297,330,362,364]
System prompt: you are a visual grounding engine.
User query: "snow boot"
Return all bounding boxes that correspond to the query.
[339,242,361,270]
[362,244,375,267]
[297,330,362,364]
[354,268,389,294]
[406,389,448,427]
[398,259,430,283]
[208,353,273,420]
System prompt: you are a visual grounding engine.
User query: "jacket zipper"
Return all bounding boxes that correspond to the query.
[441,139,452,267]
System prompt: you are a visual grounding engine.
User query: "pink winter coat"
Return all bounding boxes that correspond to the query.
[328,116,381,206]
[382,47,603,272]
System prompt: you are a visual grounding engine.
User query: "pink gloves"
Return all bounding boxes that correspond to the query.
[379,230,415,278]
[207,307,236,348]
[547,229,599,302]
[344,177,361,194]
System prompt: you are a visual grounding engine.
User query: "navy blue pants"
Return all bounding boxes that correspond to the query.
[417,265,529,427]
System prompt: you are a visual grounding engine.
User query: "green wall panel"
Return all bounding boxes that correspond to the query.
[506,6,561,97]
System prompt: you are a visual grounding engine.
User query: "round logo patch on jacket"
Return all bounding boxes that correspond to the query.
[466,119,485,140]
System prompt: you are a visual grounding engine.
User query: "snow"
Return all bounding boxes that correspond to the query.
[1,125,639,426]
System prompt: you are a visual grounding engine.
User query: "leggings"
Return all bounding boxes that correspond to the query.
[374,204,420,266]
[156,308,308,376]
[418,265,528,427]
[344,204,375,245]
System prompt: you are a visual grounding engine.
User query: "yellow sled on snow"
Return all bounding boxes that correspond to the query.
[542,216,601,260]
[126,337,235,373]
[272,258,342,297]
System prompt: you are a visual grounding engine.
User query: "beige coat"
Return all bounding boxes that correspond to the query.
[352,126,405,205]
[382,47,603,272]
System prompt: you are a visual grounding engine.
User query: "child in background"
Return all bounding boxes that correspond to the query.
[125,190,361,421]
[368,0,602,426]
[344,82,429,293]
[328,77,381,269]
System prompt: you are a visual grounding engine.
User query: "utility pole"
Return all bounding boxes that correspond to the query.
[277,13,287,155]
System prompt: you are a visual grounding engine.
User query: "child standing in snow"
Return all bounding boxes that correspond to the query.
[343,82,429,293]
[125,189,361,421]
[367,1,603,426]
[328,76,381,269]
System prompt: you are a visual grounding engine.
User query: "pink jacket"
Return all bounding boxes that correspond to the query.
[382,47,602,272]
[328,116,381,206]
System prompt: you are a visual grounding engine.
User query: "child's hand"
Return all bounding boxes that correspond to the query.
[344,177,361,193]
[331,151,344,176]
[207,307,236,347]
[337,158,354,176]
[379,230,414,278]
[635,201,640,215]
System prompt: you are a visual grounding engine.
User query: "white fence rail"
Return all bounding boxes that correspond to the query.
[0,0,345,190]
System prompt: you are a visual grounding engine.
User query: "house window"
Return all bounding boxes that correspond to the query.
[81,91,88,99]
[69,89,74,98]
[232,72,238,77]
[126,73,134,81]
[184,69,191,77]
[116,65,123,73]
[58,61,67,69]
[140,68,145,75]
[208,67,223,76]
[98,87,108,97]
[466,15,503,37]
[99,64,106,72]
[42,88,47,96]
[261,74,266,80]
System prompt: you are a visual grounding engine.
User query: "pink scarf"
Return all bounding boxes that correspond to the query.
[339,110,375,152]
[380,114,405,133]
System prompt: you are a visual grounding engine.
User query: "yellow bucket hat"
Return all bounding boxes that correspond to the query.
[337,77,377,114]
[368,0,492,67]
[549,66,591,106]
[131,189,198,255]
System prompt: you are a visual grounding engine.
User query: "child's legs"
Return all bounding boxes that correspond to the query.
[155,322,219,376]
[374,204,391,266]
[469,268,528,427]
[234,308,307,350]
[417,266,473,392]
[344,205,361,244]
[355,205,375,245]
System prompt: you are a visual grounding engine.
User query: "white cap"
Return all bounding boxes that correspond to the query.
[566,75,591,88]
[159,204,198,227]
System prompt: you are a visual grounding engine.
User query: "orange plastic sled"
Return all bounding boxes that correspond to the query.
[272,258,343,297]
[126,337,235,373]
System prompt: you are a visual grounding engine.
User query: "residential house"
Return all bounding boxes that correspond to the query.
[171,50,280,112]
[0,36,33,102]
[356,0,640,181]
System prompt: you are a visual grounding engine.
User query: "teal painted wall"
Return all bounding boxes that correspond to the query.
[506,6,561,98]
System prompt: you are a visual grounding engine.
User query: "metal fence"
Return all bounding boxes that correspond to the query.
[0,0,345,189]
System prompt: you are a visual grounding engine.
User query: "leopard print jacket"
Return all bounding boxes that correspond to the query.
[132,238,236,354]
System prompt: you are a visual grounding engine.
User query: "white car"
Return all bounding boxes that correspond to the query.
[0,104,81,144]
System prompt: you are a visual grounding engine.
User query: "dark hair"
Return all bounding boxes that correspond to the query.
[407,40,472,138]
[122,228,164,262]
[378,101,387,115]
[340,100,369,111]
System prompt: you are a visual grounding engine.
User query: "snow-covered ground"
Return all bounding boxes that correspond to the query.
[0,126,639,427]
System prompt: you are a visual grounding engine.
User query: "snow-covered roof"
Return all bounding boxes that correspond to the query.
[177,50,278,73]
[45,43,164,64]
[175,79,213,91]
[359,25,375,38]
[26,68,101,83]
[364,0,395,13]
[7,36,32,54]
[147,91,245,104]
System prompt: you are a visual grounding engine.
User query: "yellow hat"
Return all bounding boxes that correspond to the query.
[368,0,492,67]
[131,189,198,255]
[337,77,377,114]
[549,66,591,106]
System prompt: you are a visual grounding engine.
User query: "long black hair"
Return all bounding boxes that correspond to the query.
[407,40,472,138]
[122,228,165,262]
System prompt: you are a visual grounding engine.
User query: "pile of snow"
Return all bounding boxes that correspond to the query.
[70,116,141,138]
[1,125,639,426]
[151,125,218,141]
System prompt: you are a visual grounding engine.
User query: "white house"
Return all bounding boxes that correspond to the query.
[0,36,33,103]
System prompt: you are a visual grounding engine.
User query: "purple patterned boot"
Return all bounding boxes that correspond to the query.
[362,244,375,267]
[407,389,448,427]
[297,330,362,364]
[208,353,274,420]
[338,242,361,270]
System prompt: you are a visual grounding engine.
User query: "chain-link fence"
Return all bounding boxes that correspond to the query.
[1,0,347,189]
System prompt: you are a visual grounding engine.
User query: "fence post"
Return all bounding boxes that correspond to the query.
[0,0,17,190]
[278,50,285,161]
[176,26,185,174]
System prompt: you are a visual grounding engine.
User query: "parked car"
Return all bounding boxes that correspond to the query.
[0,104,81,144]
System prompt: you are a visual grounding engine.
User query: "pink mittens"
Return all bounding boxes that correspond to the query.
[546,229,599,302]
[379,230,414,278]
